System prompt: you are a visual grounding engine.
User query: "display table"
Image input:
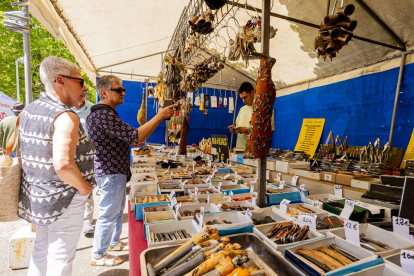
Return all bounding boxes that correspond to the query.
[128,201,147,276]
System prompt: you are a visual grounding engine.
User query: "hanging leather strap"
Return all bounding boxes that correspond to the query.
[5,114,21,157]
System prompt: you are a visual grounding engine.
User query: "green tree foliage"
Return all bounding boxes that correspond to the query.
[0,2,96,103]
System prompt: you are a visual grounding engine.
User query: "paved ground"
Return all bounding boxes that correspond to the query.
[0,187,130,276]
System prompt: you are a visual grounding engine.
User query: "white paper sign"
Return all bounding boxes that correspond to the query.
[279,181,285,189]
[266,170,270,179]
[198,207,204,229]
[344,220,360,247]
[292,175,299,186]
[312,200,321,209]
[298,212,317,230]
[401,250,414,275]
[170,197,177,208]
[252,193,257,206]
[213,165,217,170]
[175,202,181,217]
[216,203,222,210]
[194,187,198,201]
[277,173,282,180]
[211,148,217,154]
[280,199,291,214]
[206,192,210,203]
[340,200,355,220]
[298,187,306,202]
[169,190,175,199]
[300,184,305,190]
[324,174,332,181]
[334,185,343,198]
[229,191,234,197]
[185,165,189,171]
[245,208,252,218]
[164,166,170,175]
[208,159,212,167]
[250,181,254,193]
[393,216,410,240]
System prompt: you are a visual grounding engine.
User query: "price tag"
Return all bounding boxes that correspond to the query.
[186,165,189,171]
[312,200,321,209]
[324,174,332,181]
[252,192,257,206]
[229,191,234,197]
[169,190,175,199]
[216,203,222,210]
[280,199,291,214]
[334,185,343,198]
[202,164,205,168]
[279,181,285,189]
[217,182,222,192]
[194,187,198,201]
[266,170,270,179]
[188,189,193,197]
[393,216,410,240]
[213,165,217,170]
[355,201,380,215]
[245,208,253,218]
[170,197,177,208]
[174,202,181,217]
[340,200,355,220]
[292,175,299,186]
[298,212,317,230]
[209,177,212,188]
[250,181,254,193]
[208,159,212,167]
[206,191,210,203]
[277,173,281,180]
[344,220,360,247]
[298,187,306,202]
[401,250,414,275]
[198,207,204,229]
[300,184,305,190]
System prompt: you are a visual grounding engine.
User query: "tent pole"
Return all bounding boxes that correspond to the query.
[145,78,149,146]
[389,52,407,147]
[22,4,32,104]
[15,59,20,102]
[257,0,271,208]
[230,90,238,150]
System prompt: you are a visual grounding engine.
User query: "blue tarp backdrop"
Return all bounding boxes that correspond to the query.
[101,62,413,155]
[110,80,244,148]
[273,62,414,155]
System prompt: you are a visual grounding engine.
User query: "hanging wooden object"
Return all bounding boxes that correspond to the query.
[244,57,276,159]
[137,88,146,125]
[314,4,357,60]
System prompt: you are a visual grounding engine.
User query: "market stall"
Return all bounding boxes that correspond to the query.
[23,0,414,275]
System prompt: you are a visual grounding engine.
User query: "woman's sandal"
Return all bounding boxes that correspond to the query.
[91,254,124,266]
[108,241,129,251]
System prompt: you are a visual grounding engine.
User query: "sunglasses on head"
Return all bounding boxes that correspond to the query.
[111,87,126,93]
[55,75,85,87]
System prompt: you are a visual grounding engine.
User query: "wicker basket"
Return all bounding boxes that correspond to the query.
[0,157,22,222]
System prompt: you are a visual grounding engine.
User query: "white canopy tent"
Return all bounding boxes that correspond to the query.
[28,0,414,91]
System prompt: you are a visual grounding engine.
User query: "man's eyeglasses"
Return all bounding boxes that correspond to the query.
[111,87,126,93]
[55,75,85,88]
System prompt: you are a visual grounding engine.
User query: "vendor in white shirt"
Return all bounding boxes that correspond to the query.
[228,82,274,153]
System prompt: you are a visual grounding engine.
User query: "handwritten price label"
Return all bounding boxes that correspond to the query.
[340,200,355,220]
[279,181,285,189]
[334,185,343,198]
[344,220,360,247]
[266,170,270,179]
[245,208,252,218]
[280,199,291,214]
[298,212,316,230]
[194,187,198,201]
[277,173,282,180]
[401,250,414,275]
[252,193,257,206]
[312,200,321,209]
[250,181,254,193]
[170,197,177,208]
[198,207,204,228]
[292,175,299,186]
[393,216,410,240]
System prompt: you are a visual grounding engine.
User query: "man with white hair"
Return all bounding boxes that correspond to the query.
[19,56,95,275]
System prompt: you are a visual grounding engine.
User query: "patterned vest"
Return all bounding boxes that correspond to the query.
[18,93,96,226]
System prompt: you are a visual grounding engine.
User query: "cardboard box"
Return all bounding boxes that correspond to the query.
[266,160,276,170]
[321,171,337,183]
[336,173,355,186]
[289,168,321,180]
[351,178,381,190]
[276,161,309,173]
